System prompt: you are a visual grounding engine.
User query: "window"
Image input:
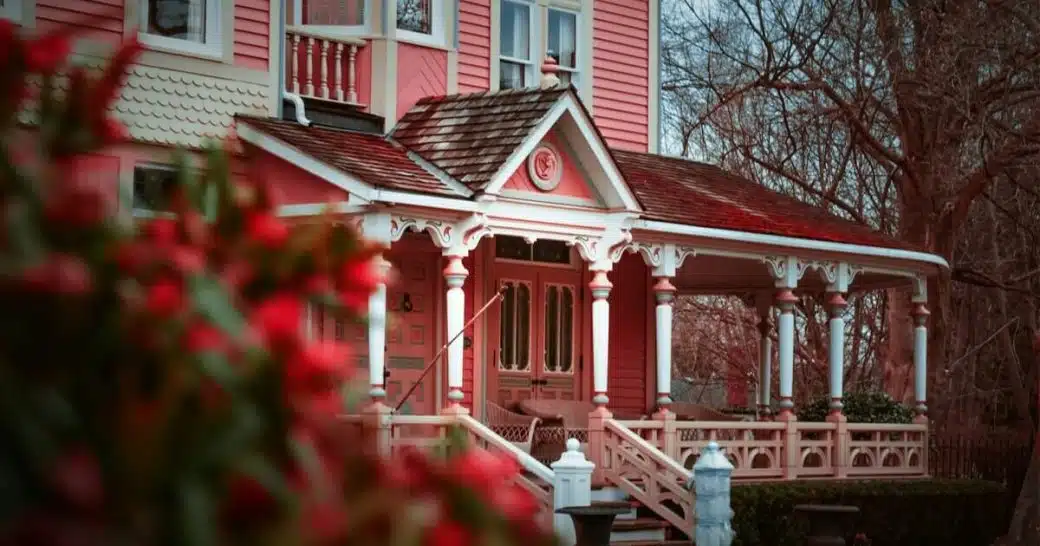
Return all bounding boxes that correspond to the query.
[132,164,178,217]
[139,0,223,57]
[498,280,532,372]
[495,235,572,265]
[547,8,578,86]
[298,0,366,31]
[543,284,574,374]
[499,0,533,90]
[396,0,443,45]
[498,1,582,91]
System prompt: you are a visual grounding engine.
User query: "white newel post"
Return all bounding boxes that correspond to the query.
[444,254,469,411]
[691,442,734,546]
[826,291,847,415]
[590,269,613,408]
[551,438,595,546]
[654,277,676,409]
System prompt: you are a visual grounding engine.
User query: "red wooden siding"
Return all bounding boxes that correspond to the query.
[607,253,649,415]
[235,0,271,70]
[592,0,650,152]
[457,0,492,93]
[396,43,449,120]
[37,0,124,42]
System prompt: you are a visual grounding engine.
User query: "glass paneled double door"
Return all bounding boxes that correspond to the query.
[489,266,581,404]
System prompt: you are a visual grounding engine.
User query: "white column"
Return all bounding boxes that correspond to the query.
[444,254,469,408]
[590,269,612,407]
[368,255,391,401]
[756,312,772,417]
[654,277,676,409]
[775,288,798,418]
[912,302,929,419]
[826,291,847,415]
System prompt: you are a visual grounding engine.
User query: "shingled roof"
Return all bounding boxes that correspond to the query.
[391,87,568,191]
[612,150,916,251]
[236,115,459,196]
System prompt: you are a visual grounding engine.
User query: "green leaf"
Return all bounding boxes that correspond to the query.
[237,454,293,506]
[178,479,218,546]
[199,403,263,467]
[188,274,246,339]
[195,350,240,391]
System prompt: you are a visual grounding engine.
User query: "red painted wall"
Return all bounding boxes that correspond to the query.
[607,252,650,415]
[457,0,492,93]
[235,0,271,71]
[244,144,350,205]
[592,0,650,152]
[396,42,449,120]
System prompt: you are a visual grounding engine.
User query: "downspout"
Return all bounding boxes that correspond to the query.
[279,0,311,126]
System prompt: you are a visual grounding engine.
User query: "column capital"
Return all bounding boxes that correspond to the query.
[573,229,632,267]
[812,261,859,293]
[590,270,612,300]
[443,255,469,288]
[653,276,676,304]
[628,242,697,278]
[826,291,848,317]
[774,288,798,311]
[911,302,930,325]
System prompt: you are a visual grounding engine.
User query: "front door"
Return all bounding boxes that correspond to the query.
[490,265,581,405]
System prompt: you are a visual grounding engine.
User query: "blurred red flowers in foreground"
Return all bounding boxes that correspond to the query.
[0,21,557,546]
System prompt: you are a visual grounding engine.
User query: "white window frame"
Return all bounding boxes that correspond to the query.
[395,0,446,48]
[0,0,22,23]
[498,0,536,90]
[546,5,580,88]
[293,0,371,38]
[138,0,223,59]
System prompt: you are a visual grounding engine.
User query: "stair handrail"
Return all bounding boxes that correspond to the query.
[605,419,692,480]
[458,414,554,484]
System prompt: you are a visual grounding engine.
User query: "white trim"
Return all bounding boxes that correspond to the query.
[482,93,642,212]
[0,0,24,24]
[499,188,599,208]
[634,219,950,270]
[235,123,376,202]
[277,202,369,217]
[138,0,225,60]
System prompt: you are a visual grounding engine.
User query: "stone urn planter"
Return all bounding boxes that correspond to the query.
[794,504,860,546]
[555,501,631,546]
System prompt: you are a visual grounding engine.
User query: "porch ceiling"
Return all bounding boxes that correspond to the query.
[671,253,910,294]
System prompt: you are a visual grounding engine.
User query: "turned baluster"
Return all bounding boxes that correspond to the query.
[334,42,344,102]
[305,36,315,97]
[347,44,359,104]
[319,39,330,98]
[290,34,300,94]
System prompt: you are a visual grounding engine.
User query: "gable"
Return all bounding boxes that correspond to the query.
[500,130,603,207]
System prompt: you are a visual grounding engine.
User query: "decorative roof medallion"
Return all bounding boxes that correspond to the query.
[527,142,563,192]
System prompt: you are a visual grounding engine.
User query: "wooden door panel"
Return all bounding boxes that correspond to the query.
[384,251,437,415]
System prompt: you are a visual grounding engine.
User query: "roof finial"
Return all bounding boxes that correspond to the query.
[540,56,561,89]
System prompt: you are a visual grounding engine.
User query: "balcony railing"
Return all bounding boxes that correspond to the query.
[285,26,365,107]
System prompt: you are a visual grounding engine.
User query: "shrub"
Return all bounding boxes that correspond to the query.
[731,479,1007,546]
[799,391,914,423]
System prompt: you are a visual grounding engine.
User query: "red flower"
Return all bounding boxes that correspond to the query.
[222,474,280,525]
[88,35,143,117]
[184,321,226,353]
[489,482,539,522]
[286,341,351,395]
[112,242,152,275]
[49,448,103,511]
[144,218,179,246]
[447,448,518,496]
[424,520,471,546]
[251,292,303,350]
[22,254,92,296]
[25,29,72,74]
[146,277,184,317]
[339,256,382,310]
[245,211,289,248]
[44,181,108,229]
[97,117,129,145]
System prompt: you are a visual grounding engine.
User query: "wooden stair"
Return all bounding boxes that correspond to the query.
[591,487,692,546]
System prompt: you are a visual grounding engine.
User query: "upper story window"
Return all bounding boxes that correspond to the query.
[499,1,581,91]
[396,0,443,46]
[297,0,367,33]
[140,0,223,58]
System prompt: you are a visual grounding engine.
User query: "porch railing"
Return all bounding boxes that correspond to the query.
[613,417,928,480]
[285,26,365,106]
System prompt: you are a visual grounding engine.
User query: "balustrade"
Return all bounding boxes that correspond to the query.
[285,27,365,106]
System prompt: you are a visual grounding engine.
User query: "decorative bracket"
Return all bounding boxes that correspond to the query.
[571,228,633,271]
[627,242,697,277]
[911,275,927,303]
[811,261,858,293]
[389,214,492,256]
[762,255,809,289]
